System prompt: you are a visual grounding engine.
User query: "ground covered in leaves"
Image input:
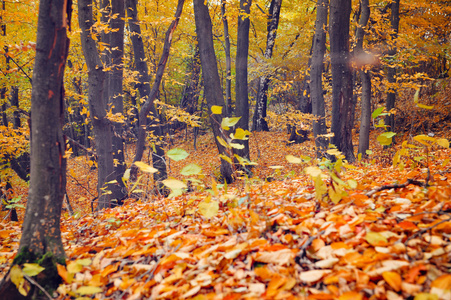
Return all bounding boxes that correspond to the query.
[1,130,451,300]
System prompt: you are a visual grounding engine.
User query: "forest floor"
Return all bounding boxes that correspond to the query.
[1,80,451,299]
[1,127,451,300]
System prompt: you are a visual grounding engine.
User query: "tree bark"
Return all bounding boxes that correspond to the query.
[330,0,355,162]
[79,0,115,210]
[180,45,201,115]
[384,0,400,134]
[221,0,232,117]
[234,0,252,171]
[128,0,184,188]
[194,0,234,183]
[355,0,372,156]
[0,0,71,297]
[108,0,127,202]
[252,0,282,132]
[310,0,329,158]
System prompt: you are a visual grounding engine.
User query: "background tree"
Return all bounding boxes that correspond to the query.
[0,0,71,297]
[329,0,355,162]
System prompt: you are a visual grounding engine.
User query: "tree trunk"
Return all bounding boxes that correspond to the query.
[180,45,201,115]
[79,0,115,210]
[221,0,232,117]
[384,0,400,134]
[128,0,185,188]
[234,0,252,173]
[329,0,355,162]
[310,0,329,158]
[0,0,71,297]
[355,0,371,156]
[194,0,234,183]
[252,0,282,132]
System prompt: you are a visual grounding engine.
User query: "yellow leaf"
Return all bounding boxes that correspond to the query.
[198,199,219,219]
[286,155,302,164]
[76,286,103,295]
[211,105,222,114]
[22,263,45,277]
[216,136,231,149]
[305,166,322,177]
[382,271,402,292]
[162,179,187,190]
[219,154,233,164]
[417,103,434,109]
[414,134,435,146]
[436,138,449,148]
[134,161,158,174]
[414,293,439,300]
[365,231,387,246]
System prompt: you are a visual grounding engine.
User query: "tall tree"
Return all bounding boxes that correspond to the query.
[310,0,329,158]
[0,0,71,297]
[193,0,234,183]
[221,0,232,117]
[355,0,372,156]
[329,0,355,162]
[79,0,116,209]
[252,0,283,132]
[234,0,252,171]
[384,0,400,134]
[129,0,185,187]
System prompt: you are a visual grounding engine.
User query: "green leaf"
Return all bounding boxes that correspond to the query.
[221,117,241,130]
[198,199,219,218]
[167,148,189,161]
[22,263,45,277]
[76,286,103,295]
[211,105,223,114]
[162,179,187,190]
[180,164,202,176]
[285,155,302,164]
[134,161,158,173]
[372,107,384,119]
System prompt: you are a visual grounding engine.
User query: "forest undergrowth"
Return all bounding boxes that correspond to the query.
[1,125,451,299]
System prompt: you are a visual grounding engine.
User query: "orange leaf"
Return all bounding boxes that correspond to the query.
[56,264,69,283]
[431,274,451,290]
[339,291,363,300]
[397,221,418,231]
[405,264,427,283]
[382,271,402,292]
[266,276,287,297]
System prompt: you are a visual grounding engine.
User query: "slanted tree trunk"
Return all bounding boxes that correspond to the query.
[310,0,329,158]
[330,0,355,162]
[108,0,127,203]
[79,0,115,210]
[384,0,400,134]
[194,0,234,183]
[221,0,232,117]
[355,0,372,156]
[0,0,71,297]
[128,0,185,188]
[252,0,282,132]
[234,0,252,172]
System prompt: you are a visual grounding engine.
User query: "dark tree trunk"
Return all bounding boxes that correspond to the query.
[10,86,20,129]
[0,0,71,297]
[330,0,355,162]
[355,0,372,156]
[384,0,400,134]
[107,0,127,203]
[221,0,232,117]
[194,0,234,183]
[180,45,201,115]
[128,0,185,188]
[234,0,252,171]
[310,0,329,157]
[79,0,115,210]
[252,0,282,132]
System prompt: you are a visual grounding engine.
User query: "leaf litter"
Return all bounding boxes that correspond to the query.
[1,131,451,299]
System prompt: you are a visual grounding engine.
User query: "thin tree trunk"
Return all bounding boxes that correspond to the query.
[330,0,355,162]
[310,0,329,158]
[384,0,400,134]
[128,0,185,187]
[194,0,234,183]
[79,0,115,210]
[0,0,71,297]
[355,0,371,155]
[221,0,232,117]
[252,0,282,132]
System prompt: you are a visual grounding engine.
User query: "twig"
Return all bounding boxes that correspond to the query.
[365,178,427,197]
[65,136,96,157]
[23,274,53,300]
